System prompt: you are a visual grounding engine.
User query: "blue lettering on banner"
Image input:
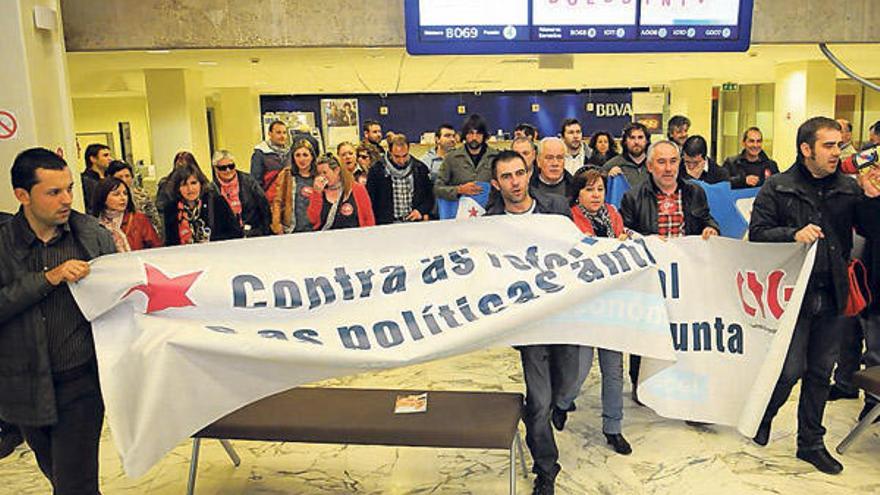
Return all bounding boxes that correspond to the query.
[222,240,660,351]
[645,368,709,402]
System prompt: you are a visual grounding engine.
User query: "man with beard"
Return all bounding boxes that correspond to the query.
[667,115,691,148]
[561,118,592,175]
[530,137,574,198]
[434,114,499,201]
[420,123,457,182]
[723,127,779,189]
[749,117,880,474]
[362,119,384,153]
[367,134,435,224]
[603,122,651,188]
[485,150,576,495]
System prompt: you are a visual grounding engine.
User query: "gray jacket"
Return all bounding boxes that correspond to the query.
[0,210,116,426]
[434,145,500,201]
[602,153,649,189]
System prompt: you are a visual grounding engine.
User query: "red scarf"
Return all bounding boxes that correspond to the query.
[177,199,202,244]
[218,173,243,225]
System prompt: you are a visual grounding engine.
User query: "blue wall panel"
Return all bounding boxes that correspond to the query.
[260,89,642,143]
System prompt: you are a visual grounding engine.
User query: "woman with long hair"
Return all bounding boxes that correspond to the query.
[307,154,375,230]
[162,163,242,245]
[564,168,632,456]
[585,131,620,169]
[271,140,318,234]
[91,177,162,251]
[338,141,368,185]
[107,160,163,238]
[156,151,201,213]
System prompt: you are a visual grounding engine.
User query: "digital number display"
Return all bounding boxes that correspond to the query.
[406,0,753,54]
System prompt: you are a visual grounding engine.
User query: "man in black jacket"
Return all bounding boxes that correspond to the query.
[749,116,880,474]
[1,148,117,493]
[530,137,574,199]
[0,212,25,460]
[486,150,578,495]
[212,150,271,237]
[620,140,719,401]
[723,127,779,189]
[681,135,730,184]
[366,134,434,224]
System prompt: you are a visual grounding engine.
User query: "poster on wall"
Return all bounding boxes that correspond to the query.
[320,98,360,152]
[262,111,324,154]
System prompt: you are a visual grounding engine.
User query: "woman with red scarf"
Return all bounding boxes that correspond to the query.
[564,168,633,456]
[308,154,375,230]
[212,150,271,237]
[91,177,162,251]
[162,163,242,245]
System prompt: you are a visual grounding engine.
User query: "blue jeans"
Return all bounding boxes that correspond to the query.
[560,346,625,434]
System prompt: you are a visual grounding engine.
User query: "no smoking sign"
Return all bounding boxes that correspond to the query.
[0,110,19,140]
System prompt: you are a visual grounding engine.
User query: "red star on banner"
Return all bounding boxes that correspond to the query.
[468,207,479,217]
[123,264,203,314]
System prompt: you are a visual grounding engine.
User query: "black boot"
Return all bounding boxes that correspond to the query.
[604,433,632,455]
[551,407,568,432]
[796,447,843,474]
[532,474,556,495]
[752,421,771,447]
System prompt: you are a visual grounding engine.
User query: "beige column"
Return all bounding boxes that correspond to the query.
[144,69,211,178]
[772,60,837,170]
[0,0,77,212]
[213,88,261,173]
[668,78,714,148]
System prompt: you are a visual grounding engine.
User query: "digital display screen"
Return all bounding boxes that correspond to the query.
[406,0,753,54]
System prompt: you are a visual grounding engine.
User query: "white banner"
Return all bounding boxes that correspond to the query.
[638,237,816,435]
[68,217,814,478]
[70,216,672,477]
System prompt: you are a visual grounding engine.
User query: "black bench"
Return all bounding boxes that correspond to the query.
[187,387,527,494]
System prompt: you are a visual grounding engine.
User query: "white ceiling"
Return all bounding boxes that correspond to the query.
[67,43,880,99]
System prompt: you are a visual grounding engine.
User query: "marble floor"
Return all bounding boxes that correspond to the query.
[2,347,879,494]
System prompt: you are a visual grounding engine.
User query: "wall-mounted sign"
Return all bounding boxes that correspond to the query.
[406,0,753,55]
[0,110,19,140]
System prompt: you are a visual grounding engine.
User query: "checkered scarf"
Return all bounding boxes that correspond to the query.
[384,155,414,222]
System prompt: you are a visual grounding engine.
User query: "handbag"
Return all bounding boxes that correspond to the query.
[843,258,872,317]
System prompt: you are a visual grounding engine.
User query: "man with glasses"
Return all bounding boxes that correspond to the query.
[681,135,730,184]
[212,150,271,237]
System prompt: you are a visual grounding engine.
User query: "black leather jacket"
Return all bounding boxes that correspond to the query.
[619,176,719,236]
[0,210,116,426]
[750,161,880,314]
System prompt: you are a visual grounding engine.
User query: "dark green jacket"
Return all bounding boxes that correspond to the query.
[0,210,115,426]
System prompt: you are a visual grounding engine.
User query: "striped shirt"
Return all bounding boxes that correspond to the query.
[19,217,94,373]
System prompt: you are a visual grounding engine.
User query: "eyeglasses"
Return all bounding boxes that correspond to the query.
[357,154,370,160]
[215,163,235,171]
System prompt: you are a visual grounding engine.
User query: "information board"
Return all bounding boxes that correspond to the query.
[406,0,753,54]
